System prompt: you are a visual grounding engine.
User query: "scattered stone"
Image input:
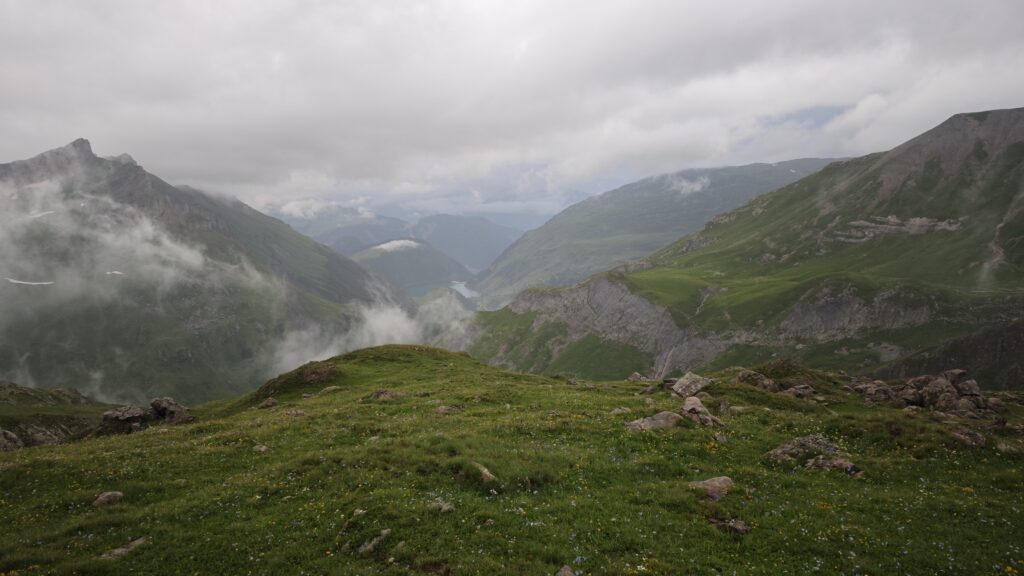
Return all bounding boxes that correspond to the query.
[624,411,684,432]
[301,393,313,399]
[671,372,712,397]
[436,405,461,415]
[854,369,995,417]
[285,409,305,417]
[427,497,454,513]
[149,397,193,424]
[627,372,646,382]
[639,384,661,395]
[950,429,986,447]
[358,528,391,555]
[716,400,730,415]
[556,566,574,576]
[257,397,277,409]
[565,377,580,386]
[319,386,341,395]
[764,435,839,465]
[610,407,631,416]
[804,454,858,475]
[681,396,724,427]
[713,433,728,444]
[100,537,147,559]
[996,441,1023,454]
[370,389,399,401]
[98,406,153,435]
[644,397,655,408]
[736,370,778,392]
[474,462,498,483]
[689,476,733,501]
[93,491,124,507]
[708,517,750,534]
[253,444,268,453]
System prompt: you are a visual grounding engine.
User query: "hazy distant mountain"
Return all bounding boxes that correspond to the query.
[274,204,522,271]
[410,214,522,272]
[353,239,473,298]
[0,140,396,403]
[473,158,834,308]
[469,109,1024,386]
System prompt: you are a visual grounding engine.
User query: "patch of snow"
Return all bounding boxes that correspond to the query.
[371,239,421,252]
[6,278,55,286]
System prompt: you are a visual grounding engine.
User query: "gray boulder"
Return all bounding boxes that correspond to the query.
[671,372,712,397]
[624,411,684,432]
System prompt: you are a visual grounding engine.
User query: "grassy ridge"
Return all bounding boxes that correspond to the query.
[2,346,1022,575]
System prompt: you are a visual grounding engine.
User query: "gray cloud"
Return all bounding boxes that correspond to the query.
[1,1,1022,217]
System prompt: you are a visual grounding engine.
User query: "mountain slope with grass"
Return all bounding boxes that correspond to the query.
[353,239,473,298]
[0,140,395,404]
[473,158,834,309]
[468,108,1024,385]
[1,346,1021,575]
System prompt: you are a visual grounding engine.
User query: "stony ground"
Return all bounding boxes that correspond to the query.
[1,345,1023,575]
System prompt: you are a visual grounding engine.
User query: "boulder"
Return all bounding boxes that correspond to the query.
[921,378,957,407]
[736,370,778,392]
[253,444,268,453]
[149,397,193,424]
[804,454,856,474]
[436,405,461,415]
[671,372,712,397]
[473,462,497,482]
[609,407,631,416]
[556,566,574,576]
[0,428,25,451]
[764,434,839,465]
[680,396,724,427]
[943,369,969,385]
[93,491,124,507]
[257,397,277,409]
[624,411,684,432]
[627,372,646,382]
[98,406,153,435]
[688,476,733,501]
[370,389,400,401]
[780,384,815,399]
[954,379,981,397]
[100,537,147,559]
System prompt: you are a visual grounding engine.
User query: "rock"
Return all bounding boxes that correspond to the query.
[556,566,574,576]
[943,369,969,385]
[950,429,986,447]
[708,517,750,534]
[671,372,712,397]
[436,405,461,415]
[764,435,839,465]
[253,444,268,453]
[301,393,313,399]
[863,381,892,403]
[689,476,733,501]
[627,372,646,382]
[804,454,857,474]
[474,462,497,483]
[954,379,981,397]
[565,377,580,386]
[921,378,957,407]
[736,370,778,392]
[358,528,391,555]
[681,396,724,427]
[257,397,277,409]
[319,386,341,395]
[93,491,124,506]
[644,397,655,407]
[609,407,631,416]
[638,384,660,394]
[99,405,153,435]
[285,409,305,417]
[0,428,24,451]
[624,411,684,432]
[717,400,730,415]
[898,386,923,406]
[780,384,815,399]
[427,498,454,513]
[370,389,399,401]
[149,397,193,424]
[100,537,147,559]
[996,441,1023,454]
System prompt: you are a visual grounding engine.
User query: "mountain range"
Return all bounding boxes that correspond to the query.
[467,108,1024,387]
[0,139,397,403]
[472,159,834,308]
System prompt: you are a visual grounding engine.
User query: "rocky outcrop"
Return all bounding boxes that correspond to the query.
[97,397,194,436]
[849,369,992,417]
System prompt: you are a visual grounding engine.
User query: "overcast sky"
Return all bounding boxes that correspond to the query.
[2,1,1023,220]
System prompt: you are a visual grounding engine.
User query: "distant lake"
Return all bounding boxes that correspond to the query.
[450,281,479,298]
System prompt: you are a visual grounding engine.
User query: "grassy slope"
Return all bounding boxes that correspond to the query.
[2,346,1022,575]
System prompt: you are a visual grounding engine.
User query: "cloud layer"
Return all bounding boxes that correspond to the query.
[2,1,1023,217]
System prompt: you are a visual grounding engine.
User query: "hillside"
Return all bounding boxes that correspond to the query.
[0,381,110,451]
[1,346,1021,574]
[0,140,393,404]
[353,240,474,298]
[468,109,1024,385]
[473,159,834,309]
